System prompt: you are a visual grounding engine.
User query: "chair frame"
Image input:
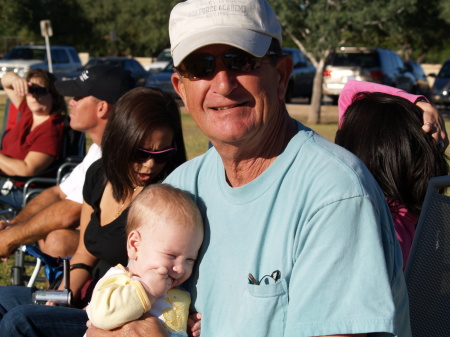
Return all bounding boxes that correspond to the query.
[404,175,450,337]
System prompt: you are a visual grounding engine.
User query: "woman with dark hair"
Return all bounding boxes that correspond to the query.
[0,86,187,336]
[336,81,449,268]
[0,69,67,208]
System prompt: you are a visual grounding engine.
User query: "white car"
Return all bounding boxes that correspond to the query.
[0,45,82,85]
[146,48,172,73]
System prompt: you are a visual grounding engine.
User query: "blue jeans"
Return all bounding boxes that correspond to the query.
[0,185,24,209]
[0,286,87,336]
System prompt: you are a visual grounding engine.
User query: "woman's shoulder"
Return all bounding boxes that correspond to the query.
[84,159,105,199]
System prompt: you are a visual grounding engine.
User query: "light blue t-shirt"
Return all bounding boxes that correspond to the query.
[165,121,411,337]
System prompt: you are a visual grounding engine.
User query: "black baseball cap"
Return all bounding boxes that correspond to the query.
[55,65,136,104]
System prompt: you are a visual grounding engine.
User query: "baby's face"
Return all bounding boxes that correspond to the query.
[131,217,203,288]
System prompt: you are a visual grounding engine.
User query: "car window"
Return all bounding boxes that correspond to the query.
[123,60,134,72]
[68,49,81,63]
[4,48,46,61]
[156,49,172,62]
[329,52,380,67]
[51,49,69,64]
[438,61,450,78]
[86,59,122,68]
[131,59,145,72]
[392,53,404,69]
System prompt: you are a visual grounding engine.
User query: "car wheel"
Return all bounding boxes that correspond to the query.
[331,96,339,105]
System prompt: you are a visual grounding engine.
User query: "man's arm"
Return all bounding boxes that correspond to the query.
[86,314,169,337]
[0,186,81,257]
[10,185,65,224]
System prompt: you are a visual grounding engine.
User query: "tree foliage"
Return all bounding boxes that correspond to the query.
[269,0,417,123]
[0,0,178,58]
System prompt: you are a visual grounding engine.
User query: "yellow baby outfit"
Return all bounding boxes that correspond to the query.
[86,264,190,336]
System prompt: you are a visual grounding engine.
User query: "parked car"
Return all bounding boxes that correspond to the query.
[283,47,316,103]
[62,57,149,86]
[429,58,450,107]
[146,48,172,73]
[323,47,415,104]
[145,61,178,98]
[404,60,431,97]
[0,45,82,85]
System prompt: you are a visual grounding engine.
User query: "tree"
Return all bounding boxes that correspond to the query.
[395,0,450,63]
[77,0,178,57]
[269,0,416,124]
[0,0,177,58]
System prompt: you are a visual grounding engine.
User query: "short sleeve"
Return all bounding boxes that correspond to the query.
[60,144,102,203]
[285,196,409,336]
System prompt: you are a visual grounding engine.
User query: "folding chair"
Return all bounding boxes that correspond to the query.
[404,175,450,337]
[10,162,80,287]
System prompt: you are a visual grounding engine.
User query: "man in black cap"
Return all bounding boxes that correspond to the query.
[0,65,135,259]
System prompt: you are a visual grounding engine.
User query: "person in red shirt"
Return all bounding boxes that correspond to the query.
[0,69,66,208]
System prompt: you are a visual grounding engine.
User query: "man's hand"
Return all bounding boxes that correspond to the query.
[86,313,170,337]
[417,101,449,151]
[0,219,12,230]
[140,267,172,302]
[0,221,19,259]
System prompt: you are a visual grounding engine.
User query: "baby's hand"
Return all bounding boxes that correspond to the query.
[188,312,202,337]
[140,267,172,302]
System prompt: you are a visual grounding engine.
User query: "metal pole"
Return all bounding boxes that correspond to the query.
[45,35,53,73]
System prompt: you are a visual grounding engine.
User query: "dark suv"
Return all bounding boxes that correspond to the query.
[323,47,415,103]
[283,48,316,103]
[430,58,450,107]
[0,45,82,83]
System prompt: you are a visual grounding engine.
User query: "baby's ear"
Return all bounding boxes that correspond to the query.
[127,230,141,260]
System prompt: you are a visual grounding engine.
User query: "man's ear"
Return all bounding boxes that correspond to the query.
[127,230,141,261]
[98,101,112,119]
[275,55,294,101]
[171,72,189,109]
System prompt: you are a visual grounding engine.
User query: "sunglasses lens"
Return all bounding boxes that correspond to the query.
[29,86,49,95]
[223,52,262,72]
[178,53,214,79]
[135,148,176,164]
[177,50,263,79]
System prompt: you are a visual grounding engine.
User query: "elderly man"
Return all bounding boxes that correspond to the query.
[0,65,135,259]
[85,1,416,336]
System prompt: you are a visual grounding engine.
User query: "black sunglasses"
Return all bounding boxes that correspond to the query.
[174,49,276,80]
[135,143,177,164]
[28,85,49,96]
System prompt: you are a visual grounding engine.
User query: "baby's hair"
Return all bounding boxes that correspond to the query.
[126,184,203,235]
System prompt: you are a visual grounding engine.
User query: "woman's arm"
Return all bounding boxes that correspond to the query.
[86,314,170,337]
[0,151,55,176]
[57,200,98,301]
[338,80,448,149]
[338,80,425,126]
[1,72,27,109]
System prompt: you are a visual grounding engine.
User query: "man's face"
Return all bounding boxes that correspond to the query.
[172,44,291,147]
[68,96,102,132]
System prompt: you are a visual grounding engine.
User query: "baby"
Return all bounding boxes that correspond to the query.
[86,183,204,336]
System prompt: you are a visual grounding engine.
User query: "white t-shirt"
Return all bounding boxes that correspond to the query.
[59,143,102,204]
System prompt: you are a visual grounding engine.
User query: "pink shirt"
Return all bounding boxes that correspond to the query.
[338,80,427,127]
[338,80,425,269]
[387,198,418,269]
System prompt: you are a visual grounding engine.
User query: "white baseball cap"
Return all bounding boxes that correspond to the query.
[169,0,282,67]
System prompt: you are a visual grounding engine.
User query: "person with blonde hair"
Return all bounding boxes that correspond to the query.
[87,184,203,336]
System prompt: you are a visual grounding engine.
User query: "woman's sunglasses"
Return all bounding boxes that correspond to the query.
[135,143,177,164]
[28,85,49,96]
[174,49,276,80]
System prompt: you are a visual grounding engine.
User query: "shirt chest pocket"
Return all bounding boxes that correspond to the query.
[234,279,288,337]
